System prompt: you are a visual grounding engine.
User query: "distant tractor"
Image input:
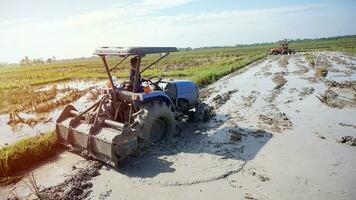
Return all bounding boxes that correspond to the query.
[269,41,295,55]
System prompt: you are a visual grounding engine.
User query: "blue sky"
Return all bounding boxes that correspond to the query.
[0,0,355,63]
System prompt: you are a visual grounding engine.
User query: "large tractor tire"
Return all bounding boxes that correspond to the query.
[132,101,176,145]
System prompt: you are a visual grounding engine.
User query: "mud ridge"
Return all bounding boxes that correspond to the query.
[337,136,356,146]
[272,73,287,89]
[241,91,258,107]
[212,89,238,108]
[39,160,102,200]
[292,64,309,76]
[339,122,356,129]
[299,87,315,97]
[258,112,292,133]
[317,89,356,108]
[326,80,356,92]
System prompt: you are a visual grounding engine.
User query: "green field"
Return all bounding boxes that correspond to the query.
[0,47,267,90]
[0,35,355,114]
[0,47,266,113]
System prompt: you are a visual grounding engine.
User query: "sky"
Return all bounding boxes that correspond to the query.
[0,0,355,63]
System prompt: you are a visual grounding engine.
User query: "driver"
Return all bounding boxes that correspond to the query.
[129,56,143,92]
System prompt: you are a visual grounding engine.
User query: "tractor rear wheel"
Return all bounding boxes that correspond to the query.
[132,101,176,145]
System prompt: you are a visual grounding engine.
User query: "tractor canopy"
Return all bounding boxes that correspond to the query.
[94,47,178,56]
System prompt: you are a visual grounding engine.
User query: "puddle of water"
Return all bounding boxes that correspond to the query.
[0,80,106,147]
[36,80,105,91]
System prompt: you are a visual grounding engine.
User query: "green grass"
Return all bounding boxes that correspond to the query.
[235,35,356,54]
[290,35,356,53]
[0,47,267,113]
[1,35,355,91]
[0,132,59,179]
[0,47,267,90]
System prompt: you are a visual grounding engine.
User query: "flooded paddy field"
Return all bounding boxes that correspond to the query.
[0,80,105,147]
[1,52,356,200]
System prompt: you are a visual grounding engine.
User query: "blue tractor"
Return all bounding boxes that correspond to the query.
[56,47,211,167]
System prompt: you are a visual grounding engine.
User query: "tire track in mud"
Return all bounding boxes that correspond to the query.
[100,120,273,188]
[317,80,356,108]
[301,52,356,109]
[113,122,250,187]
[116,56,292,187]
[257,56,293,133]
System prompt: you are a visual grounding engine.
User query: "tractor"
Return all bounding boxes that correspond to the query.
[269,41,295,55]
[56,47,211,167]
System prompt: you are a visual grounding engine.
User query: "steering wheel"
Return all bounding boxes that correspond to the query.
[119,81,131,88]
[142,76,163,90]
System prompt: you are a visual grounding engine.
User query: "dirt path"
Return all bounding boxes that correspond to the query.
[2,52,356,200]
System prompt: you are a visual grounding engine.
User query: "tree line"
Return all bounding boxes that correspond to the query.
[20,56,56,66]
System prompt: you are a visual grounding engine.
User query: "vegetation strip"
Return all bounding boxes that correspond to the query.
[0,132,60,183]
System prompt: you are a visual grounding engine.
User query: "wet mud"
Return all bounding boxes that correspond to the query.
[2,52,356,200]
[38,160,102,200]
[337,136,356,146]
[317,81,356,108]
[212,89,238,108]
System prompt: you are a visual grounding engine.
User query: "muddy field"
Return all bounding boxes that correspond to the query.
[1,52,356,200]
[0,81,105,146]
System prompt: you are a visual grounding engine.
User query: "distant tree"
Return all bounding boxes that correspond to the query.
[46,56,56,63]
[20,56,31,66]
[178,47,193,51]
[34,58,44,64]
[22,58,42,65]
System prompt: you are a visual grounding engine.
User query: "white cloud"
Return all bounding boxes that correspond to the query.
[0,18,33,28]
[153,3,331,22]
[140,0,198,9]
[0,1,354,63]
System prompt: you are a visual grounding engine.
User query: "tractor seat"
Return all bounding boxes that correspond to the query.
[164,82,177,102]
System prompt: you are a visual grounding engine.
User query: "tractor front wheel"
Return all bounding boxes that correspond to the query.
[190,102,212,122]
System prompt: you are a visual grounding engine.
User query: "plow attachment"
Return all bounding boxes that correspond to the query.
[56,105,137,167]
